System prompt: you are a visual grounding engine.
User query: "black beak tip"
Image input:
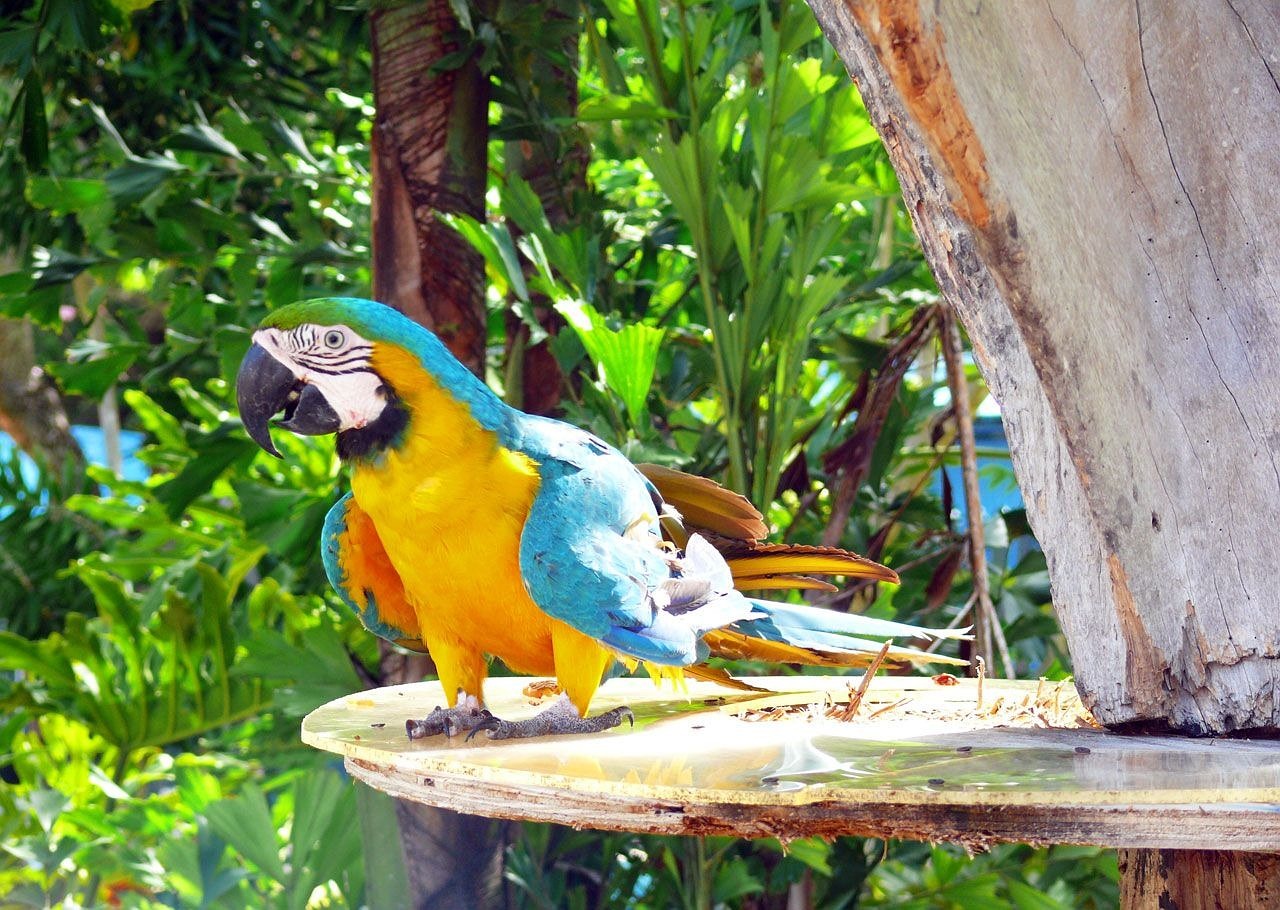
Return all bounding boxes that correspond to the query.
[255,432,284,460]
[235,342,294,459]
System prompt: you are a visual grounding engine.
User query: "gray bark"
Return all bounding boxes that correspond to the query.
[807,0,1280,734]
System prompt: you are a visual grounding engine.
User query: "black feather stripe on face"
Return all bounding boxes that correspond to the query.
[336,385,410,461]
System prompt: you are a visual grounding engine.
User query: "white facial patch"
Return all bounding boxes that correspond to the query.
[252,324,388,431]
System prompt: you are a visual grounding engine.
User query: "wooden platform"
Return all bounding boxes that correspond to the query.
[302,675,1280,852]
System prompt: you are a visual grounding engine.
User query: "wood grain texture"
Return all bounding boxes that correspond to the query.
[807,0,1280,733]
[1119,849,1280,909]
[345,757,1280,851]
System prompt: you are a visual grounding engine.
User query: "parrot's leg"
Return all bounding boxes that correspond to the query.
[405,693,495,739]
[468,694,633,740]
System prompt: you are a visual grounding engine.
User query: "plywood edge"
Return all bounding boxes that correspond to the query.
[342,755,1280,850]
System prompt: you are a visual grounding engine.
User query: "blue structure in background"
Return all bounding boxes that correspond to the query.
[929,416,1037,565]
[0,425,148,492]
[931,416,1022,519]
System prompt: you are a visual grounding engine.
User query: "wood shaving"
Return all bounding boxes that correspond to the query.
[737,677,1100,730]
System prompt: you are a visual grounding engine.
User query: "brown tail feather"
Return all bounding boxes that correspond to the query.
[722,542,899,585]
[731,575,838,593]
[702,628,967,668]
[637,463,768,541]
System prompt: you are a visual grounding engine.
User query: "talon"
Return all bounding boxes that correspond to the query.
[464,715,501,742]
[406,717,435,740]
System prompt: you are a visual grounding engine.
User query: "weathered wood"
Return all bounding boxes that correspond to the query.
[302,677,1280,852]
[1119,849,1280,909]
[806,0,1280,734]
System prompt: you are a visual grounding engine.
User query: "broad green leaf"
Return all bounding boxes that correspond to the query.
[104,155,186,204]
[556,299,663,428]
[578,94,678,122]
[0,632,78,690]
[18,74,48,170]
[1008,880,1072,910]
[47,342,142,398]
[25,177,108,214]
[154,433,259,520]
[203,784,286,884]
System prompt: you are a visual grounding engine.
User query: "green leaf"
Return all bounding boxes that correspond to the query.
[203,784,286,884]
[713,858,763,902]
[288,770,361,906]
[265,118,317,165]
[46,341,142,398]
[123,389,188,451]
[784,838,832,875]
[169,123,245,160]
[105,155,186,204]
[428,46,475,74]
[555,299,663,429]
[578,94,678,122]
[356,783,411,910]
[154,432,259,519]
[18,74,48,170]
[23,789,70,836]
[0,632,77,690]
[439,212,529,302]
[1008,880,1072,910]
[25,176,108,213]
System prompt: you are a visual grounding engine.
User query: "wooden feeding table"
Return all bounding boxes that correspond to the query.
[303,675,1280,905]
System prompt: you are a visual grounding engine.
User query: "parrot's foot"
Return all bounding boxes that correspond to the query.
[468,694,634,741]
[405,693,495,740]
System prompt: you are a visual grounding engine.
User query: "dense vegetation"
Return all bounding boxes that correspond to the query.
[0,1,1114,906]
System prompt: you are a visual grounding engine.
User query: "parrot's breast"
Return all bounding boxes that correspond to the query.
[350,346,614,707]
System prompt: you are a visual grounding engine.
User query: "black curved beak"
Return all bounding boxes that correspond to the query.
[236,343,341,458]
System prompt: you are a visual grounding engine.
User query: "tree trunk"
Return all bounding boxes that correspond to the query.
[1118,850,1280,909]
[371,0,489,373]
[807,0,1280,737]
[0,316,81,474]
[500,0,588,415]
[369,3,504,906]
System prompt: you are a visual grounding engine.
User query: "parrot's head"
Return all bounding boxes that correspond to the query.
[235,297,419,459]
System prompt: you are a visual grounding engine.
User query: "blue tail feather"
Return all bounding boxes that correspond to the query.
[747,599,960,642]
[731,598,967,662]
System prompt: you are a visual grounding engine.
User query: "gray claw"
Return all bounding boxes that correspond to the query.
[479,696,636,740]
[405,698,493,740]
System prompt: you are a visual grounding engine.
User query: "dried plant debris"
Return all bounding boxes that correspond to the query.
[727,674,1099,730]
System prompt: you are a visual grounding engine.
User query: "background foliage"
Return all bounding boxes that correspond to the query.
[0,0,1108,907]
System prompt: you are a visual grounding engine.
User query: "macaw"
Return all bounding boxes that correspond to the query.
[235,297,965,739]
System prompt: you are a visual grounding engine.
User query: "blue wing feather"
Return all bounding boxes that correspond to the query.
[513,415,724,665]
[322,493,425,649]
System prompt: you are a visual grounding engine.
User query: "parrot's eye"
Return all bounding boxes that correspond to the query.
[323,330,345,348]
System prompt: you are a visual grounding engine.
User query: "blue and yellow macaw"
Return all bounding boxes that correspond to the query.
[235,297,965,738]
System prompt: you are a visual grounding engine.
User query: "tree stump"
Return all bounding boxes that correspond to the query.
[803,1,1280,901]
[804,0,1280,737]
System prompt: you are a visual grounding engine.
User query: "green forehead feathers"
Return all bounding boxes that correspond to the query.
[260,298,358,332]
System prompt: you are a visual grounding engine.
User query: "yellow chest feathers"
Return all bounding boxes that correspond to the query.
[347,345,553,666]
